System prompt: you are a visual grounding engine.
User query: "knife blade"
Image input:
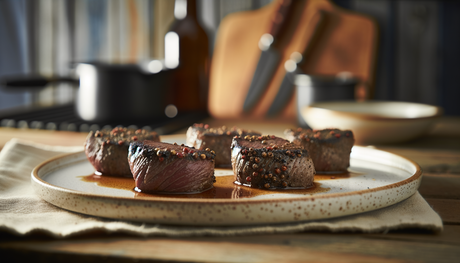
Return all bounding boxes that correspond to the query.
[266,10,326,118]
[242,0,297,113]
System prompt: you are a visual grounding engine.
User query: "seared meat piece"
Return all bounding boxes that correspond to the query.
[186,123,261,168]
[231,135,315,189]
[85,127,160,177]
[128,141,216,194]
[285,128,354,173]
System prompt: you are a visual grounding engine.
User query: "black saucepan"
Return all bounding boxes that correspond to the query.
[1,62,174,123]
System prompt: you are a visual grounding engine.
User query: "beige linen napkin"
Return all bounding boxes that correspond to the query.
[0,138,443,238]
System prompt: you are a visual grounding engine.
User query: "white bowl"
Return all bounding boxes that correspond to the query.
[301,101,443,145]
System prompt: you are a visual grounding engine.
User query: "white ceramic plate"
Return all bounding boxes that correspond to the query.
[32,141,421,226]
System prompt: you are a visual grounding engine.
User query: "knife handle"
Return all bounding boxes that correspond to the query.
[297,10,327,66]
[267,0,295,40]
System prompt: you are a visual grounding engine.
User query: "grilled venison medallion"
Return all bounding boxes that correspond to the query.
[128,141,216,194]
[85,127,160,177]
[285,128,354,173]
[231,135,315,189]
[186,123,261,168]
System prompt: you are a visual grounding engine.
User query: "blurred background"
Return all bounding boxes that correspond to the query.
[0,0,458,132]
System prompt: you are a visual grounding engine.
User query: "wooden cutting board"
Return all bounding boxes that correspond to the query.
[208,0,378,121]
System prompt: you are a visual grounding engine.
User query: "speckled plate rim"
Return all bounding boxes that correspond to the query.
[305,101,443,121]
[31,146,422,226]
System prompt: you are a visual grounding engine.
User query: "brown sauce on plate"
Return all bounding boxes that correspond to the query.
[314,171,362,180]
[79,172,363,199]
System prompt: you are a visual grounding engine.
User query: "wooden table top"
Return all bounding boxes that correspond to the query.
[1,116,459,263]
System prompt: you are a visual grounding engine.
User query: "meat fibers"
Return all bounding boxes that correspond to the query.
[128,141,216,194]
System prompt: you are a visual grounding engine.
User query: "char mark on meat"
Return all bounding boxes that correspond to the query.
[285,128,354,173]
[186,123,261,168]
[231,135,315,189]
[128,141,216,194]
[85,127,159,177]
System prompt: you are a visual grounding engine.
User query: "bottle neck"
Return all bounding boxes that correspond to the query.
[174,0,198,20]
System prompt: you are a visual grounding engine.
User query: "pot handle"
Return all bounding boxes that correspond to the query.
[1,75,79,90]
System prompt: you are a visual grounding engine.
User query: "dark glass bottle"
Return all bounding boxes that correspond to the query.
[165,0,210,113]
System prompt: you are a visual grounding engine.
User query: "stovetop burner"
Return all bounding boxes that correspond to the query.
[0,104,208,135]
